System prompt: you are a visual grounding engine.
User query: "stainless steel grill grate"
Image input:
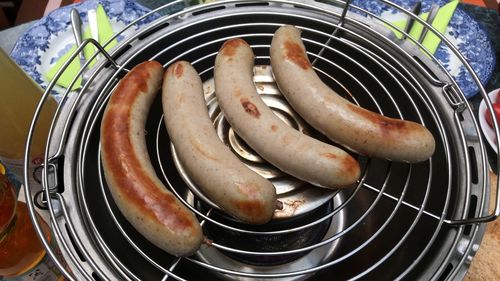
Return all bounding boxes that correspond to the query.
[23,1,499,280]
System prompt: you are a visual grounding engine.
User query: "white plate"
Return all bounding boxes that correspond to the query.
[478,88,500,153]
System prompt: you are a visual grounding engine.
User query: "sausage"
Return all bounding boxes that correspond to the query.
[270,25,435,163]
[163,61,277,224]
[100,61,202,257]
[214,39,361,189]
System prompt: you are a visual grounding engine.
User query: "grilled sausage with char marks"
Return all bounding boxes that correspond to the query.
[215,39,361,189]
[101,61,203,257]
[270,25,435,163]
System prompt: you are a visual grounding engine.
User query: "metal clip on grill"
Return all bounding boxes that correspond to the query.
[23,1,500,280]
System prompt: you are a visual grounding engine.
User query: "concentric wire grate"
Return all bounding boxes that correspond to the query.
[23,1,499,280]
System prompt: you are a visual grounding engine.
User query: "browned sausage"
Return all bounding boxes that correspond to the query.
[100,61,203,257]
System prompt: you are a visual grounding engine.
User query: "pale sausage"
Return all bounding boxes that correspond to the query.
[270,25,435,163]
[215,39,361,189]
[163,61,277,224]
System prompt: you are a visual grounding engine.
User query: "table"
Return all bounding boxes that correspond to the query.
[0,1,498,280]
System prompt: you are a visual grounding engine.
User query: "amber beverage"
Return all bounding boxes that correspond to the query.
[0,166,61,280]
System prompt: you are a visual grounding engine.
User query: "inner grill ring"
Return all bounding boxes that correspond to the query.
[42,1,489,281]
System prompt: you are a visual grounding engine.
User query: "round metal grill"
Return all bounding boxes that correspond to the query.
[23,1,499,281]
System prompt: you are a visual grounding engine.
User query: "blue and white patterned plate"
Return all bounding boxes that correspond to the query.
[10,0,163,101]
[350,0,495,98]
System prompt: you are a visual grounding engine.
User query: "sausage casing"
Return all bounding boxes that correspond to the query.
[215,39,361,189]
[270,25,435,163]
[163,61,277,224]
[101,61,203,257]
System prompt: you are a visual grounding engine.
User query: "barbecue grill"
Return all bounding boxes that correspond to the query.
[24,1,500,280]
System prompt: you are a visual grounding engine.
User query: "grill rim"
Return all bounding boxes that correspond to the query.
[22,1,495,281]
